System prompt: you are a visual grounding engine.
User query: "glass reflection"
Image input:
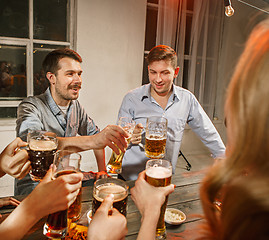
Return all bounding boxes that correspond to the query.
[0,45,27,98]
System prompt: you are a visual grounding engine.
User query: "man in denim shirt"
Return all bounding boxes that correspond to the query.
[15,49,106,195]
[118,45,226,180]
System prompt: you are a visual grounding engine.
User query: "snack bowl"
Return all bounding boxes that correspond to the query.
[165,208,186,225]
[87,210,93,224]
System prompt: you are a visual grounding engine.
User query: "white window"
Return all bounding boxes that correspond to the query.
[0,0,76,118]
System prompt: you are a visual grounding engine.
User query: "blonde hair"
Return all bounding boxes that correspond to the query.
[199,19,269,239]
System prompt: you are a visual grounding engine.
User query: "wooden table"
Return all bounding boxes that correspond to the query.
[0,168,207,240]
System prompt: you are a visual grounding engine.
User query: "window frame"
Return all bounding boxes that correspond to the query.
[0,0,76,110]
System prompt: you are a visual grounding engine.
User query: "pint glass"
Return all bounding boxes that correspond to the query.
[92,178,129,216]
[43,150,81,238]
[145,116,168,159]
[27,130,58,181]
[107,117,135,174]
[145,159,172,239]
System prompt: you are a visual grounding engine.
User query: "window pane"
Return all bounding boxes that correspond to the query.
[0,45,27,99]
[34,0,68,41]
[144,7,158,51]
[0,107,17,118]
[142,54,149,85]
[0,0,29,38]
[187,0,194,11]
[33,44,69,95]
[184,15,192,55]
[148,0,159,4]
[182,60,189,89]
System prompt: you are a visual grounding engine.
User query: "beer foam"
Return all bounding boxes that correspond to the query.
[146,134,166,140]
[29,139,57,151]
[95,184,127,201]
[146,166,172,179]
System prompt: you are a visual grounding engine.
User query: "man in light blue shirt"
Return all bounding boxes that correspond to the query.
[118,45,225,180]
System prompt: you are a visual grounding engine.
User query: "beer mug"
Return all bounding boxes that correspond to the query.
[92,178,129,217]
[145,116,168,159]
[43,150,81,239]
[27,130,58,181]
[107,117,135,174]
[145,159,172,239]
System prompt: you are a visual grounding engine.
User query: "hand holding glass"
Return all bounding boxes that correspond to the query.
[92,178,129,217]
[145,159,172,239]
[43,150,81,239]
[107,117,135,174]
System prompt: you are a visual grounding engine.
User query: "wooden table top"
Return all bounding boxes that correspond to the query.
[0,168,207,240]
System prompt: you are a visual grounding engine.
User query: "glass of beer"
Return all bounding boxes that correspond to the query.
[43,150,82,239]
[145,116,168,159]
[27,130,58,181]
[107,117,135,174]
[145,159,172,239]
[92,178,129,217]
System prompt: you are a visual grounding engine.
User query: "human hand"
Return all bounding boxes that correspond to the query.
[131,170,175,218]
[24,167,83,219]
[0,138,30,179]
[88,194,128,240]
[0,197,20,218]
[130,123,144,145]
[95,125,129,154]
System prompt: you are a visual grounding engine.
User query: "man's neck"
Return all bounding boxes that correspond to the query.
[50,88,70,107]
[150,88,173,110]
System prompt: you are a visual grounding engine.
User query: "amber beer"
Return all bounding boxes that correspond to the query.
[107,137,131,174]
[145,159,172,239]
[107,116,135,174]
[28,139,57,181]
[68,187,82,222]
[92,178,128,216]
[145,135,167,159]
[145,116,168,159]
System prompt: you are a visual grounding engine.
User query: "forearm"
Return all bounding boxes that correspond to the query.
[57,136,97,152]
[0,198,42,240]
[94,149,106,172]
[137,213,159,240]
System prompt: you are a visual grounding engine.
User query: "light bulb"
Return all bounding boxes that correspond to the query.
[225,5,234,17]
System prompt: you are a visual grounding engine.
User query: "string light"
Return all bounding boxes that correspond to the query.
[224,0,235,17]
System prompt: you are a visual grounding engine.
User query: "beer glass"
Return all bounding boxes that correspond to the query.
[145,116,168,159]
[92,178,129,216]
[145,159,172,239]
[43,150,81,239]
[107,117,135,174]
[27,130,58,181]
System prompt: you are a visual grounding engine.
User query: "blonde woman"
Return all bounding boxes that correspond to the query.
[199,18,269,239]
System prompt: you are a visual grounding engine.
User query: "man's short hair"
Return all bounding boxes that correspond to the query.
[42,48,82,76]
[147,45,178,69]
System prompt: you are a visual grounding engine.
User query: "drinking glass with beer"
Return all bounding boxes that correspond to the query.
[92,178,129,217]
[145,116,168,159]
[27,130,58,182]
[107,117,135,174]
[43,150,82,239]
[145,159,172,239]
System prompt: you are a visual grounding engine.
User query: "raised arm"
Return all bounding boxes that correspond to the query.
[0,168,83,240]
[131,171,175,240]
[57,125,129,155]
